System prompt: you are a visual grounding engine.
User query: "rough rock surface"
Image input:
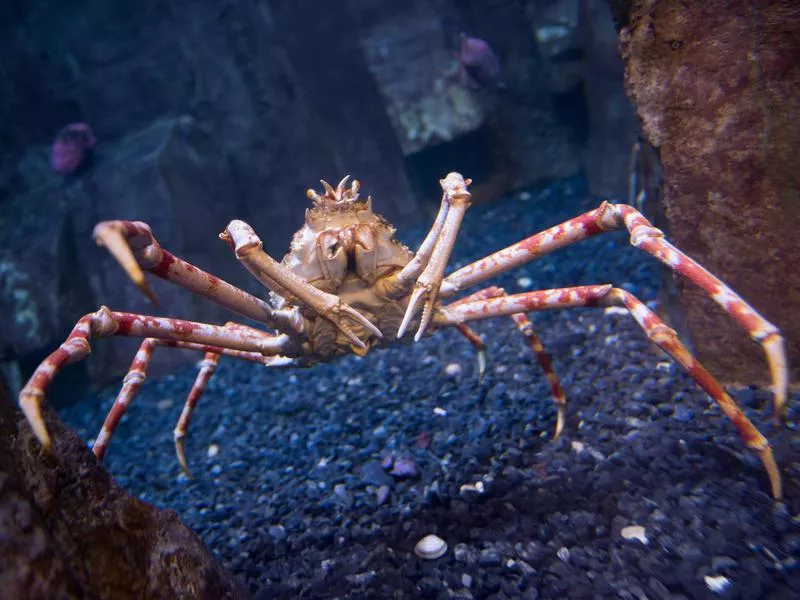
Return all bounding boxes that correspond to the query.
[0,116,255,395]
[619,1,800,385]
[0,370,246,599]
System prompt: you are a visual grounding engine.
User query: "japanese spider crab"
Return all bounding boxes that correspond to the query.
[19,173,787,498]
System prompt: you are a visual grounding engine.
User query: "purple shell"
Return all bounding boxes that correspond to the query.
[50,122,96,175]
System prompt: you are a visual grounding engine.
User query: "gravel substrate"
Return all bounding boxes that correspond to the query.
[61,178,800,599]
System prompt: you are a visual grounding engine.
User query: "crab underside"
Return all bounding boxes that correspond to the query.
[19,173,788,499]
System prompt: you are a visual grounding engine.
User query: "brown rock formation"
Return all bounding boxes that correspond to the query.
[0,371,246,599]
[619,1,800,386]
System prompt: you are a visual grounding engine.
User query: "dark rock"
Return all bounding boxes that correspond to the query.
[620,1,800,386]
[0,371,245,599]
[478,548,502,567]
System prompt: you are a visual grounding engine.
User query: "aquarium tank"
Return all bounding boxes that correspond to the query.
[1,1,798,599]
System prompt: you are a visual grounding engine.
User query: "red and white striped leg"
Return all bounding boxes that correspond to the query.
[19,306,294,451]
[93,337,158,461]
[452,287,566,437]
[171,323,298,475]
[93,220,304,335]
[174,351,220,476]
[439,202,787,422]
[437,284,782,499]
[92,332,297,470]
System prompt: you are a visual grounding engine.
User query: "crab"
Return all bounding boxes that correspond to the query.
[19,173,788,498]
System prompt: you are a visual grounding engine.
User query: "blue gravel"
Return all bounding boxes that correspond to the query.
[61,177,800,599]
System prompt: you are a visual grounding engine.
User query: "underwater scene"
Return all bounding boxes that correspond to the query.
[1,1,798,599]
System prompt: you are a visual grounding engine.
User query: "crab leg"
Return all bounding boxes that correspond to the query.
[173,351,219,475]
[221,220,382,350]
[451,287,567,437]
[439,202,787,422]
[397,172,473,340]
[92,337,158,461]
[18,306,294,450]
[436,285,782,499]
[93,220,304,335]
[91,332,296,470]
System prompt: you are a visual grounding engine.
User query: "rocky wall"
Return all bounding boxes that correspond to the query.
[619,0,800,386]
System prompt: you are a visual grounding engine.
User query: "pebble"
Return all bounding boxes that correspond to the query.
[207,444,220,458]
[704,575,731,594]
[375,485,390,506]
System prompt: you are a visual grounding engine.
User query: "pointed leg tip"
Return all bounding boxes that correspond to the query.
[477,350,487,381]
[20,393,52,451]
[38,431,53,452]
[139,281,161,308]
[175,439,193,478]
[554,408,566,440]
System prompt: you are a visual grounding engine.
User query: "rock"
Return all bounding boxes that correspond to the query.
[619,1,800,385]
[581,0,637,198]
[0,116,251,398]
[0,370,245,599]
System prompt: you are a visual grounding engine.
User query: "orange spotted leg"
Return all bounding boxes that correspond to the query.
[439,202,788,424]
[436,284,782,499]
[453,287,567,437]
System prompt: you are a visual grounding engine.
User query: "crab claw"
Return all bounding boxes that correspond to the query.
[329,301,383,349]
[398,173,473,341]
[398,283,439,341]
[397,286,427,339]
[94,223,161,308]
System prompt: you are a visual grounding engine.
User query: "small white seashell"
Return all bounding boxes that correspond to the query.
[620,525,649,544]
[207,443,220,458]
[517,276,533,289]
[459,481,485,496]
[444,363,462,377]
[557,547,570,562]
[433,407,448,416]
[415,534,447,560]
[704,574,731,594]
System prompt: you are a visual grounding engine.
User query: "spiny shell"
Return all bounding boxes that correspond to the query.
[414,534,447,560]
